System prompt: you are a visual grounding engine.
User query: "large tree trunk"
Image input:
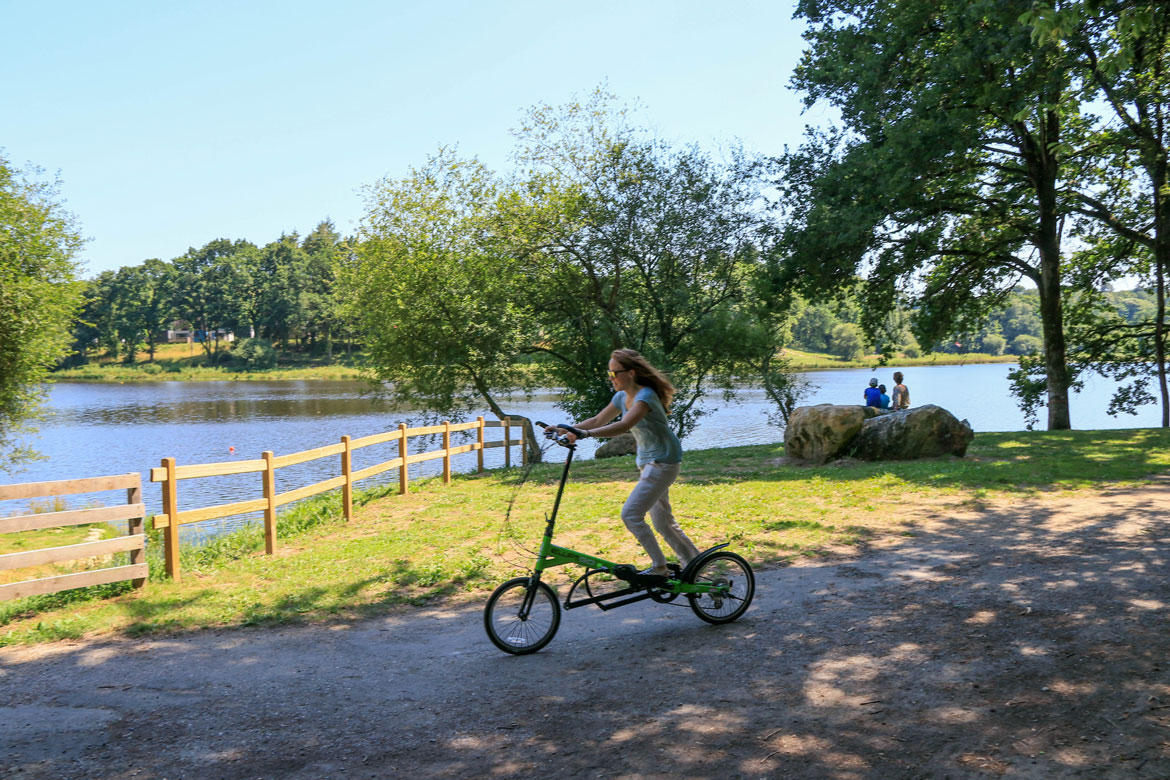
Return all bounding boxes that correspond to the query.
[1030,108,1072,430]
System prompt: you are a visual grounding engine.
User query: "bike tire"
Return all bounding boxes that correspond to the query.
[686,551,755,624]
[484,577,562,654]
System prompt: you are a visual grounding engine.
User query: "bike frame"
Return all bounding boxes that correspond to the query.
[517,436,721,618]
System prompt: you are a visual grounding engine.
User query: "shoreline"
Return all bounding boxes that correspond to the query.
[50,351,1018,384]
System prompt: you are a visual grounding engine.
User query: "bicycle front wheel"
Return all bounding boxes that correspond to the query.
[686,551,755,624]
[484,577,561,654]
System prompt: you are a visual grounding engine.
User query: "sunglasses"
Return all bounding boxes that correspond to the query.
[606,368,631,378]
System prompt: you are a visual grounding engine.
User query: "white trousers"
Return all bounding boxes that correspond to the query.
[620,462,700,569]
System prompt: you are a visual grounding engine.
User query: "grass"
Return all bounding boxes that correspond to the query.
[2,427,1168,646]
[53,342,365,382]
[780,348,1018,371]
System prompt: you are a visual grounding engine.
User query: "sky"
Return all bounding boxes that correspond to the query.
[1,0,823,278]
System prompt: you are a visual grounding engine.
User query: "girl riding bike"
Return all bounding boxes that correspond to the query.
[550,348,700,578]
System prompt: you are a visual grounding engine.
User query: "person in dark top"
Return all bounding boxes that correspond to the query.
[863,377,882,407]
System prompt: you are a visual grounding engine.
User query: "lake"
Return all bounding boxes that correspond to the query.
[4,362,1163,530]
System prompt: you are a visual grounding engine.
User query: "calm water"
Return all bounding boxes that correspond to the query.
[4,363,1163,533]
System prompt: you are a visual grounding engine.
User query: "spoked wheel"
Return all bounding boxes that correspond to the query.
[686,551,755,624]
[484,577,561,654]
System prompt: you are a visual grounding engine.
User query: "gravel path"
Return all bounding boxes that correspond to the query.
[3,481,1169,779]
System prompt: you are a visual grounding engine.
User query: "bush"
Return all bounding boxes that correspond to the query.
[981,334,1006,356]
[139,362,163,375]
[1010,334,1042,356]
[232,338,277,369]
[828,323,866,361]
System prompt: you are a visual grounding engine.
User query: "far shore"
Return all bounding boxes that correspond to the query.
[51,345,1018,384]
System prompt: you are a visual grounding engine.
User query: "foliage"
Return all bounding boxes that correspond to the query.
[828,322,866,361]
[1024,0,1170,426]
[232,337,278,370]
[784,0,1091,430]
[502,89,800,434]
[0,154,86,470]
[345,149,544,455]
[981,334,1007,357]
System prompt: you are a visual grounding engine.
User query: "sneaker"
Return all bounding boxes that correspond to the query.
[639,566,671,577]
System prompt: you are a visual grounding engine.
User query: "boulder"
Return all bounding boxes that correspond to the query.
[784,404,881,464]
[851,404,974,461]
[594,432,637,459]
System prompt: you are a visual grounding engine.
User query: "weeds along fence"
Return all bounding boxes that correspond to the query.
[151,416,528,582]
[0,474,147,602]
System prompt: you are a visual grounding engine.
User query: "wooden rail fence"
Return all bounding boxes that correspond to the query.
[0,473,148,602]
[151,416,527,581]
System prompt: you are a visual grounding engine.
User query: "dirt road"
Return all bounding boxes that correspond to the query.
[3,482,1169,779]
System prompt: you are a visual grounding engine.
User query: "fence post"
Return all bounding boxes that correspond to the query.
[127,474,146,589]
[504,417,512,469]
[341,435,353,521]
[398,422,409,495]
[477,416,485,473]
[161,457,180,582]
[521,421,528,468]
[262,451,277,554]
[442,421,452,485]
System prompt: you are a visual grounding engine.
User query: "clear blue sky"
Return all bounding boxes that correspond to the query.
[2,1,822,277]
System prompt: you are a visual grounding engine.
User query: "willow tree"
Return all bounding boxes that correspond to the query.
[344,150,543,461]
[784,0,1088,429]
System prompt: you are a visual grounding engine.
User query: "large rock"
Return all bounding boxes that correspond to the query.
[784,404,881,464]
[851,404,974,460]
[594,432,637,459]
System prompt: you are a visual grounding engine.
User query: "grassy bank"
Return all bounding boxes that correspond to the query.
[3,428,1168,647]
[780,348,1018,371]
[53,342,365,382]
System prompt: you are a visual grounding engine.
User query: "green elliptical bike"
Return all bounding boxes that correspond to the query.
[483,422,755,655]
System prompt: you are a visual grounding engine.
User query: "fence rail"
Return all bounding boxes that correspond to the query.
[0,473,147,602]
[150,416,528,581]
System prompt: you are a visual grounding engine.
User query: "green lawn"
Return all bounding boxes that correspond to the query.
[2,427,1167,646]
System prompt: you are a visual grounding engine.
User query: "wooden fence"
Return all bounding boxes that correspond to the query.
[0,473,148,602]
[151,416,527,581]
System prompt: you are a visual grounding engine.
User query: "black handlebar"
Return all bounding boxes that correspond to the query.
[535,421,585,449]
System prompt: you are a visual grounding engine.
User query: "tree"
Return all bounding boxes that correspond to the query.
[345,150,544,460]
[172,239,257,358]
[828,322,866,361]
[1025,1,1170,425]
[784,0,1089,429]
[502,90,798,435]
[297,221,345,360]
[0,154,86,470]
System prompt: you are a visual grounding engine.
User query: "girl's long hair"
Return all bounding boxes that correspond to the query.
[611,348,676,411]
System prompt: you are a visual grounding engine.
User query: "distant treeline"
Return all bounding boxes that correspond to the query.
[64,223,1158,370]
[788,287,1161,361]
[65,220,356,367]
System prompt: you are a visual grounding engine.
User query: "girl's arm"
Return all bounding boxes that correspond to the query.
[565,401,649,441]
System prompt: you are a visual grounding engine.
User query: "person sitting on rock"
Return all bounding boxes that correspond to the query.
[863,377,882,408]
[878,384,891,409]
[891,371,910,410]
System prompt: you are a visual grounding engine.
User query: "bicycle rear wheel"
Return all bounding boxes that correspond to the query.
[686,551,754,624]
[484,577,561,654]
